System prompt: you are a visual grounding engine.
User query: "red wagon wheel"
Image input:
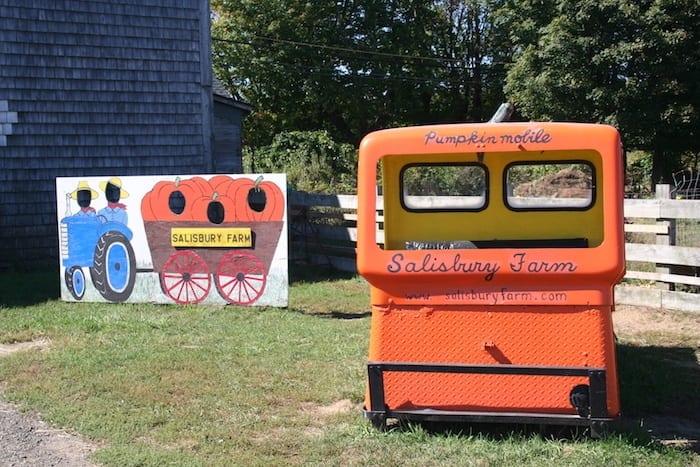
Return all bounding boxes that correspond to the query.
[215,251,267,305]
[160,251,211,304]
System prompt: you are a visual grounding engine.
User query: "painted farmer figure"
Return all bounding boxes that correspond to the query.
[98,177,129,224]
[70,181,98,216]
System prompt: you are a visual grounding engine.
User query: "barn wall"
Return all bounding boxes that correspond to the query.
[0,0,215,270]
[212,101,245,174]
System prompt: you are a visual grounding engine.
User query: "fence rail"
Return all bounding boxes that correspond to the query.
[288,185,700,313]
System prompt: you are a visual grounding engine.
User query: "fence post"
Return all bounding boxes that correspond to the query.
[655,184,676,291]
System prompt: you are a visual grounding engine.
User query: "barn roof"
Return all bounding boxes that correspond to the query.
[213,77,251,113]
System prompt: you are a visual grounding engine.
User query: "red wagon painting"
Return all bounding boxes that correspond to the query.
[141,175,285,305]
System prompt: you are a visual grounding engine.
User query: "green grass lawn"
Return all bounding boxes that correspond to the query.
[0,266,697,466]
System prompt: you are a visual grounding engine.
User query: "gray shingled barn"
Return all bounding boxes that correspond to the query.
[0,0,250,271]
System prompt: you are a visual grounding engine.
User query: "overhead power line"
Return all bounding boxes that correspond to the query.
[234,34,460,64]
[212,34,505,68]
[252,58,487,86]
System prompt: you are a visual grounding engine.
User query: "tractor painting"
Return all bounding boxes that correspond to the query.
[59,178,136,302]
[60,215,136,302]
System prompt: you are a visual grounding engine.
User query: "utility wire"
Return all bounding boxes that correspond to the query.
[212,32,506,88]
[255,59,485,86]
[212,35,505,68]
[229,34,462,64]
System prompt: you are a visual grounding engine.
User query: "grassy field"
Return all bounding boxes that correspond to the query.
[0,266,698,466]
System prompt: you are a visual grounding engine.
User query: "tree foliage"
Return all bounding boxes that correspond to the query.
[212,0,698,189]
[497,0,699,183]
[402,164,486,196]
[247,130,357,193]
[211,0,505,148]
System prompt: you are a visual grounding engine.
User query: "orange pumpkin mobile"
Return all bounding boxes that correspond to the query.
[356,109,626,436]
[141,175,285,305]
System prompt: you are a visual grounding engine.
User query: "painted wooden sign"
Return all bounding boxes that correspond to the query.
[55,174,288,306]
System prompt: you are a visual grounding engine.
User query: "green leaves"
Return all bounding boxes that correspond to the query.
[499,0,699,183]
[212,0,507,147]
[248,130,357,193]
[213,0,697,186]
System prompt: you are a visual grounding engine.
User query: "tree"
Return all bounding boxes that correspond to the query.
[429,1,508,123]
[211,0,507,148]
[496,0,699,185]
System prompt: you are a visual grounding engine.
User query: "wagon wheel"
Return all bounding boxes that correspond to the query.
[215,252,267,305]
[160,251,211,304]
[65,266,86,300]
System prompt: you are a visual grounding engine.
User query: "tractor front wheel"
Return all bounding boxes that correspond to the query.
[65,266,86,300]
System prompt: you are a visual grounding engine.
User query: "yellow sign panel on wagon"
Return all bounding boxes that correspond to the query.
[170,228,253,248]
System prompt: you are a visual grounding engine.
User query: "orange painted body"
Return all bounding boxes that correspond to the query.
[357,122,626,425]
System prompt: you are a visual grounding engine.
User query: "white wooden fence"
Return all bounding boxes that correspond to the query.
[619,185,700,312]
[288,185,700,312]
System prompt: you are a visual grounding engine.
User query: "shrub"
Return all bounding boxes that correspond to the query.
[244,130,357,194]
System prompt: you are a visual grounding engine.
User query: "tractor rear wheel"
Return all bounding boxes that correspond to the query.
[91,231,136,302]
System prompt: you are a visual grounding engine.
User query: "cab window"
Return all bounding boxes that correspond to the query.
[505,161,594,210]
[401,163,487,211]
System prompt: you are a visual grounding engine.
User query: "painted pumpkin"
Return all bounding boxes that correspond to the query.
[141,177,207,221]
[189,176,213,195]
[208,175,236,193]
[228,176,285,222]
[190,191,237,224]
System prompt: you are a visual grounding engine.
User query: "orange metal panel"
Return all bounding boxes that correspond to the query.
[366,305,619,416]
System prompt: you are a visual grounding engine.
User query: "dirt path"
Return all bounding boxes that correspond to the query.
[0,305,697,464]
[0,339,98,466]
[613,304,700,341]
[0,399,97,466]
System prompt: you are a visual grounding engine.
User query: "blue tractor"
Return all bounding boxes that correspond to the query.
[59,215,136,302]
